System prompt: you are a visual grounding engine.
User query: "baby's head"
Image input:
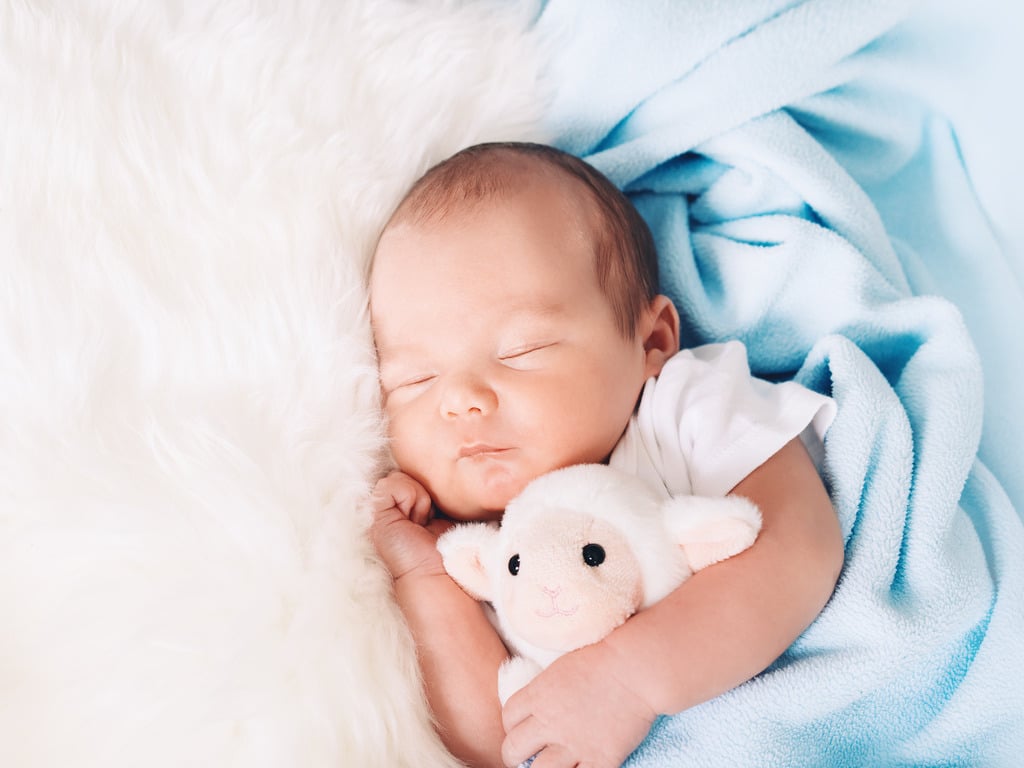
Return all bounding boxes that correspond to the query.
[370,142,679,521]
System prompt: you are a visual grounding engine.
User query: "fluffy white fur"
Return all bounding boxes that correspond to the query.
[0,2,547,766]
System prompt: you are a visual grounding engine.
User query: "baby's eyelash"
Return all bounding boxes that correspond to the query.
[499,342,556,360]
[397,374,435,388]
[381,373,434,394]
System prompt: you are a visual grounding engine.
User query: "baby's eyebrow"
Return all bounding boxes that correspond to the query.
[372,337,419,368]
[374,340,420,365]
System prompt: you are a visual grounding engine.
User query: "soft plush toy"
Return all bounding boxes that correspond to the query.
[436,463,762,704]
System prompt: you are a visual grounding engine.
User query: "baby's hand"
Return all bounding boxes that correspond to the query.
[369,471,451,581]
[371,470,433,526]
[501,641,657,768]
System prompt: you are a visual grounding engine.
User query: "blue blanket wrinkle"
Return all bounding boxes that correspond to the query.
[534,0,1024,764]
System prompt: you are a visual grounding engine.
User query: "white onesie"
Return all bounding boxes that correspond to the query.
[609,341,835,499]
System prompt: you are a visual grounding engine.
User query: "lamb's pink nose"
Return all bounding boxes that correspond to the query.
[542,585,561,598]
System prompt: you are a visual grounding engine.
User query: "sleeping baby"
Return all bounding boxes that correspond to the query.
[367,141,842,768]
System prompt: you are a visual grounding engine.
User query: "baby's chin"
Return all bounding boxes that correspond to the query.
[437,477,527,522]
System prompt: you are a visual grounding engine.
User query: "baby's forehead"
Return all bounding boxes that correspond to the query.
[368,165,611,344]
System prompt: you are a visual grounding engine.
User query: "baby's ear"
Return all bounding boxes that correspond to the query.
[436,523,500,602]
[662,495,762,572]
[641,294,681,378]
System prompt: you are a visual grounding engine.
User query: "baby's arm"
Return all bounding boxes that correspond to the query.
[370,472,509,767]
[501,438,844,767]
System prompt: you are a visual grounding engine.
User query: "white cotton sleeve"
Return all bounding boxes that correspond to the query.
[609,341,835,499]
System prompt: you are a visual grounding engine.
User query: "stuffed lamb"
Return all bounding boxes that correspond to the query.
[436,463,762,704]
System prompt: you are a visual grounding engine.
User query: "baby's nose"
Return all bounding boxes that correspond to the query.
[440,374,497,418]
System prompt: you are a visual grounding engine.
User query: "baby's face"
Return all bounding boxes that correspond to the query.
[370,175,654,521]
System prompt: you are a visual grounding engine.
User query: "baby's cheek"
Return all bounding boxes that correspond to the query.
[387,416,431,468]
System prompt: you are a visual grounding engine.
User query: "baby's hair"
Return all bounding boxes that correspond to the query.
[385,142,659,338]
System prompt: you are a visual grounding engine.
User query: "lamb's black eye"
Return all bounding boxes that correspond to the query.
[508,554,520,576]
[582,543,606,567]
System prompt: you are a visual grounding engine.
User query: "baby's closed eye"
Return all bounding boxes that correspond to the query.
[380,369,436,396]
[498,341,559,368]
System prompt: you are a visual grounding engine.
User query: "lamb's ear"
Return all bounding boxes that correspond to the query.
[662,495,762,572]
[436,522,501,602]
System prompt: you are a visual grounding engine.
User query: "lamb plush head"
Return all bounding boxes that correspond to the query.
[436,463,761,700]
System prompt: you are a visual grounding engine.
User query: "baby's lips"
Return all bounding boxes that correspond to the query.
[457,443,510,459]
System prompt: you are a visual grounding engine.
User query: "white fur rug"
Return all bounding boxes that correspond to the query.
[0,2,546,765]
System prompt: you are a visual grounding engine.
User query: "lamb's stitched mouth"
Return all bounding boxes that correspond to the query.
[535,604,578,618]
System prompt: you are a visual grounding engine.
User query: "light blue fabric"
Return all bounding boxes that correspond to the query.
[534,1,1024,765]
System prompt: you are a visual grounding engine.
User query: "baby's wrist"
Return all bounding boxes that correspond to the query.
[391,560,450,586]
[595,633,664,718]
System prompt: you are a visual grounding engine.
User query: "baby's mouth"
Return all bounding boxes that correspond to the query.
[457,444,511,459]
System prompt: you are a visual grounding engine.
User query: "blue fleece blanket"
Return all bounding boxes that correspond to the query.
[535,1,1024,764]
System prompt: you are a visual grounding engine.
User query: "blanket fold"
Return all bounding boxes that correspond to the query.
[537,1,1024,764]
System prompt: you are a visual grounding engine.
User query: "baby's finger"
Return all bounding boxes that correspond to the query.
[369,480,402,513]
[407,491,433,526]
[527,744,576,768]
[501,685,531,734]
[501,714,548,768]
[373,474,420,518]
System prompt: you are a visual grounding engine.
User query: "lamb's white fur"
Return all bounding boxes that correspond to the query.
[0,2,547,766]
